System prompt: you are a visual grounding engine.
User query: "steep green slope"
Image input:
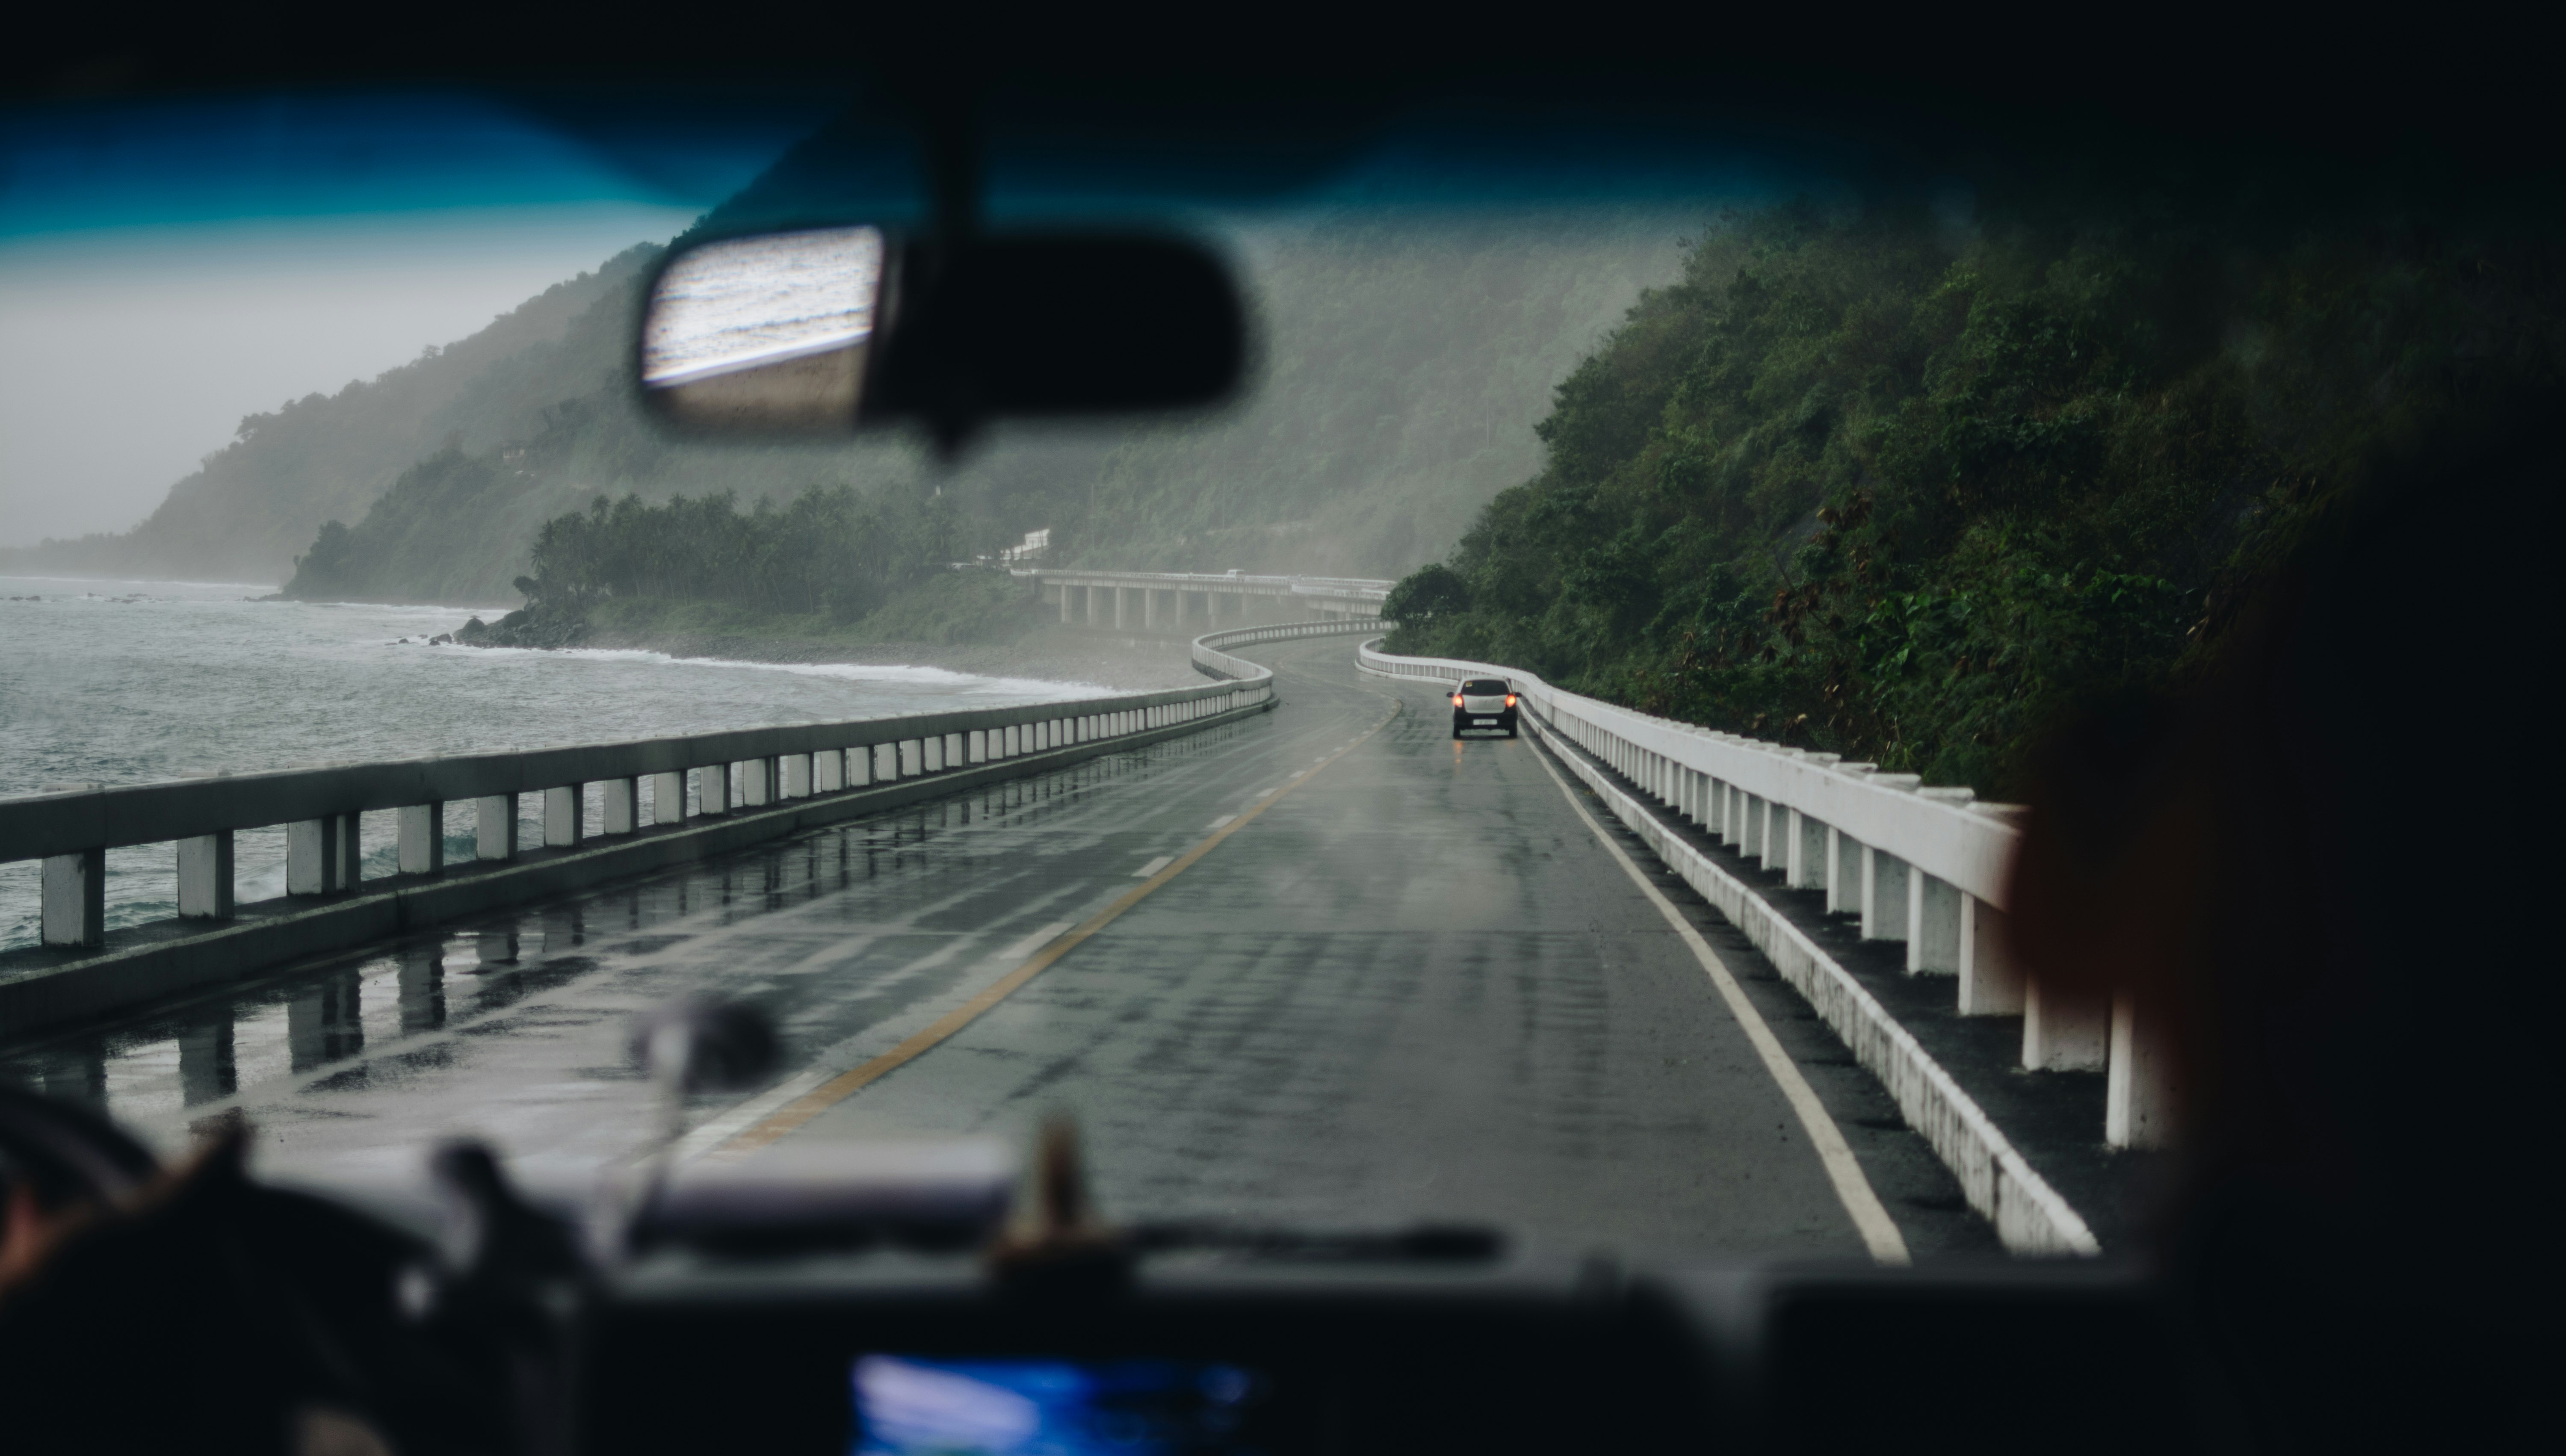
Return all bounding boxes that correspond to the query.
[272,208,1682,604]
[13,91,1685,603]
[1043,213,1687,577]
[269,266,936,603]
[1386,198,2566,797]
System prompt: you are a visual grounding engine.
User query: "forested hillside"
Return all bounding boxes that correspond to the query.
[1384,198,2566,797]
[10,92,1682,603]
[268,210,1676,603]
[1041,212,1685,576]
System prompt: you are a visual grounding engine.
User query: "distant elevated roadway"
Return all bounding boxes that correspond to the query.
[1021,567,1390,629]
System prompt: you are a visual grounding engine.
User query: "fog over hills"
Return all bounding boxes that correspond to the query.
[2,255,647,585]
[4,138,1688,599]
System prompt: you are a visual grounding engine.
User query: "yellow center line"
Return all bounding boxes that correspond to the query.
[717,697,1404,1155]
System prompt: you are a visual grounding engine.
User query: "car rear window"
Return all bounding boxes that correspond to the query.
[1460,680,1509,693]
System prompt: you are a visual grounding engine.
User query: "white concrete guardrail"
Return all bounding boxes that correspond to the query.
[0,623,1370,1038]
[1358,637,2163,1255]
[1021,568,1392,629]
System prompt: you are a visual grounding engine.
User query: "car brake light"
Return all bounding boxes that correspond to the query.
[1451,694,1463,706]
[1505,695,1517,707]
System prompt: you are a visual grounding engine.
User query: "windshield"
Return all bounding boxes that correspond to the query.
[1,80,2548,1271]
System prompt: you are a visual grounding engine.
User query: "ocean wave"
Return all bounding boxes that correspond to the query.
[422,641,1108,697]
[0,573,281,592]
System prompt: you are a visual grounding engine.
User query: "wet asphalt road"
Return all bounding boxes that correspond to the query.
[0,638,1997,1262]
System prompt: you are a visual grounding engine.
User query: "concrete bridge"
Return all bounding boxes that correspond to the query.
[1024,568,1391,629]
[0,618,2158,1260]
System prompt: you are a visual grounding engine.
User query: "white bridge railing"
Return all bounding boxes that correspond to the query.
[1192,617,1381,677]
[1357,637,2168,1163]
[0,630,1324,994]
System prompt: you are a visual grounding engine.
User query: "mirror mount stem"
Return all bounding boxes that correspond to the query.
[888,77,987,458]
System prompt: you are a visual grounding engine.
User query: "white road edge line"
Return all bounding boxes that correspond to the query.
[1522,728,1913,1266]
[1206,815,1237,829]
[1133,856,1174,878]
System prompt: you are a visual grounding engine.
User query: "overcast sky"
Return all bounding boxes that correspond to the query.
[0,87,831,548]
[0,210,698,546]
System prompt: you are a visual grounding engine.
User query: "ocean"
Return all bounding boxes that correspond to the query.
[0,574,1102,951]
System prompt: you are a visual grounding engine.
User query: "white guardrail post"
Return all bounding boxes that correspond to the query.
[1353,635,2171,1158]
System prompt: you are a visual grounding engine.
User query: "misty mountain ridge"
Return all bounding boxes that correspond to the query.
[1,251,653,584]
[4,164,1688,600]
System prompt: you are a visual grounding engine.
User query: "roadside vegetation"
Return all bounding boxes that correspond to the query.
[1382,195,2565,797]
[435,486,1040,648]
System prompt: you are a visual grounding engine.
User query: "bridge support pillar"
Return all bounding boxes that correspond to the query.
[544,786,585,848]
[41,848,106,946]
[649,771,686,824]
[178,830,236,920]
[1114,587,1129,630]
[1860,846,1907,941]
[1906,871,1960,973]
[1085,585,1100,623]
[1143,590,1158,629]
[845,747,872,787]
[286,812,362,892]
[739,758,773,807]
[603,777,640,834]
[2023,976,2110,1070]
[1957,896,2024,1013]
[816,751,844,792]
[1827,827,1862,914]
[1207,590,1221,627]
[779,753,810,799]
[2107,992,2177,1147]
[1789,810,1828,891]
[697,764,730,817]
[1059,585,1072,623]
[472,797,517,862]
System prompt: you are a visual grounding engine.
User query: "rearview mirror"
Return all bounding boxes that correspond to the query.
[639,228,1244,437]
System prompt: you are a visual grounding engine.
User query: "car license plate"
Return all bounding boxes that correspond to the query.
[1475,718,1496,725]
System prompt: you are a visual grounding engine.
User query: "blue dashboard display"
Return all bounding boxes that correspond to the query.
[852,1355,1265,1456]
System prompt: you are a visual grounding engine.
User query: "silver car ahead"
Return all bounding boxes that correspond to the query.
[1451,678,1518,738]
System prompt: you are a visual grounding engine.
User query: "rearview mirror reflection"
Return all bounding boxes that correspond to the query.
[640,226,887,433]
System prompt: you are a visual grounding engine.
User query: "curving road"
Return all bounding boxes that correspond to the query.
[0,637,1996,1262]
